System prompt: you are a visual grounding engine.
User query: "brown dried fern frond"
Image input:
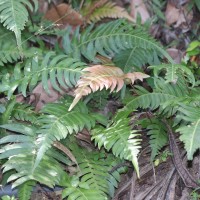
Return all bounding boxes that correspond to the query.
[83,1,134,23]
[69,65,149,111]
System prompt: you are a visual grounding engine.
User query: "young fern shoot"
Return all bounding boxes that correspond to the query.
[69,65,149,111]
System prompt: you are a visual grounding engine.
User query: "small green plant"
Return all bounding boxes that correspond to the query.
[154,150,172,167]
[190,188,200,200]
[1,196,16,200]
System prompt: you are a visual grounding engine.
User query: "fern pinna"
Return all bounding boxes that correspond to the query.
[92,109,141,177]
[63,19,174,64]
[0,0,38,54]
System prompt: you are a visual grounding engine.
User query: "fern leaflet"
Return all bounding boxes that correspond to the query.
[149,64,195,85]
[0,0,37,53]
[177,119,200,160]
[18,180,36,200]
[63,20,174,63]
[62,141,123,199]
[113,48,161,72]
[92,110,141,177]
[125,78,189,116]
[0,123,69,188]
[34,102,96,170]
[1,52,86,99]
[0,26,20,66]
[139,118,168,160]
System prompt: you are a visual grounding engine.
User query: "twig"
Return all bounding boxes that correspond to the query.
[79,0,85,10]
[152,162,157,184]
[129,172,137,200]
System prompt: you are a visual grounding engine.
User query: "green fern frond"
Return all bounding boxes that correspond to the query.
[175,87,200,122]
[0,99,17,124]
[177,119,200,160]
[34,102,96,170]
[3,52,86,99]
[62,142,123,199]
[62,187,106,200]
[174,104,200,160]
[113,48,161,72]
[0,123,69,188]
[12,103,38,123]
[3,153,65,188]
[154,77,189,96]
[0,0,37,54]
[63,20,174,64]
[92,110,141,177]
[147,123,168,161]
[126,90,174,111]
[149,64,195,85]
[18,180,36,200]
[139,118,168,160]
[176,104,200,122]
[0,123,37,159]
[125,78,189,116]
[0,26,20,66]
[47,148,72,166]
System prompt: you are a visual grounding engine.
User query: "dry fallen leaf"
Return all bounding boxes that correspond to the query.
[165,2,180,26]
[130,0,150,23]
[165,2,193,28]
[29,80,73,111]
[167,48,184,64]
[38,0,48,14]
[44,3,83,27]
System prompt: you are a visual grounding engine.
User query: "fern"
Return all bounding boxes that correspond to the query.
[113,48,161,73]
[139,118,168,160]
[1,5,199,198]
[176,104,200,122]
[177,119,200,160]
[0,123,37,160]
[63,20,174,63]
[18,180,36,200]
[12,103,38,123]
[0,99,17,124]
[63,187,106,200]
[149,64,195,85]
[0,123,70,188]
[3,153,65,188]
[125,78,189,116]
[175,104,200,160]
[62,142,123,199]
[1,52,86,99]
[0,100,102,190]
[0,0,38,54]
[92,110,141,177]
[0,26,20,66]
[34,101,97,169]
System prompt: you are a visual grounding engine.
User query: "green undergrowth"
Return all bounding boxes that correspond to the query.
[0,0,200,199]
